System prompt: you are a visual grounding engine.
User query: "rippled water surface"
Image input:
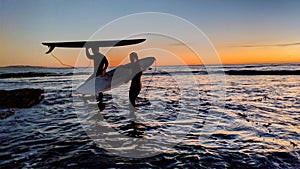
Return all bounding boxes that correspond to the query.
[0,64,299,168]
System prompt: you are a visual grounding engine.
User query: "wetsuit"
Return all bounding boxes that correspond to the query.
[86,50,108,104]
[129,62,142,107]
[88,53,108,77]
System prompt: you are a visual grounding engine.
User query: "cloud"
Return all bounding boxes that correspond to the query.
[169,42,191,46]
[233,42,300,48]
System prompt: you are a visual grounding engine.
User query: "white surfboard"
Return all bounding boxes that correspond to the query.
[76,57,155,95]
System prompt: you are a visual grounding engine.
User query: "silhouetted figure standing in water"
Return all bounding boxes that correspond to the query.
[129,52,142,107]
[86,47,108,104]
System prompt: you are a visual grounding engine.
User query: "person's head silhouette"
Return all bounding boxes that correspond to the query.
[130,52,138,63]
[92,47,99,54]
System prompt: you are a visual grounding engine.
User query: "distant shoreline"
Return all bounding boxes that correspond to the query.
[1,69,300,79]
[1,62,300,69]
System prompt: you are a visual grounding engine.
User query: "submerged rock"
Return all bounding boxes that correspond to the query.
[0,88,44,108]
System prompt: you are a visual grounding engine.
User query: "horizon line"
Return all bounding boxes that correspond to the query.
[1,61,300,69]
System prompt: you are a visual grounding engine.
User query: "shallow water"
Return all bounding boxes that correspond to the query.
[0,64,300,168]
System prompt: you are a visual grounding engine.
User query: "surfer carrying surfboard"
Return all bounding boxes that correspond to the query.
[86,47,109,103]
[129,52,142,107]
[86,47,109,77]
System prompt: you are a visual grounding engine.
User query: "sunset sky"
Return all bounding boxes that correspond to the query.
[1,0,300,67]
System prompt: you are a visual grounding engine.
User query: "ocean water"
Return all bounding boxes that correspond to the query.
[0,64,299,168]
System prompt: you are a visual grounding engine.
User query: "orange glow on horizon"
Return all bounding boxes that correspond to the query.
[218,46,300,65]
[1,42,300,68]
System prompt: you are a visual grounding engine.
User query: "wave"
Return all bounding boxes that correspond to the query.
[145,70,300,76]
[0,65,76,69]
[144,71,209,76]
[225,70,300,75]
[0,72,74,79]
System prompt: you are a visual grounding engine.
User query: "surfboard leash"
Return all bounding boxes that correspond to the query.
[49,53,75,68]
[48,52,92,68]
[142,59,157,97]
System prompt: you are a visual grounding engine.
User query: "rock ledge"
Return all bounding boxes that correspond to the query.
[0,88,44,108]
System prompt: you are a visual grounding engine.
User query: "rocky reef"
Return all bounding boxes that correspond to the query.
[0,88,44,108]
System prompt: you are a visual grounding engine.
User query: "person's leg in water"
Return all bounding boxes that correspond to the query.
[96,92,105,111]
[97,92,103,103]
[129,88,140,107]
[129,89,139,121]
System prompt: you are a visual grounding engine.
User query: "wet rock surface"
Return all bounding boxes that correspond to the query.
[0,88,44,108]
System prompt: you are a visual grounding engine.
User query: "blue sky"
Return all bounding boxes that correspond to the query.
[1,0,300,66]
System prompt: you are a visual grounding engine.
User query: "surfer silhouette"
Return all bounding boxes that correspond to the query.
[86,47,108,77]
[86,47,108,104]
[129,52,142,107]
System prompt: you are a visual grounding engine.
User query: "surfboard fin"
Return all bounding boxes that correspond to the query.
[45,46,55,54]
[46,46,55,54]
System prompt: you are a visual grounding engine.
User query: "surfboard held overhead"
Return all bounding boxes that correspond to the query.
[42,39,146,54]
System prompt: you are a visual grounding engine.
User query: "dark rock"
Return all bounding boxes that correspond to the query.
[0,88,44,108]
[263,122,272,128]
